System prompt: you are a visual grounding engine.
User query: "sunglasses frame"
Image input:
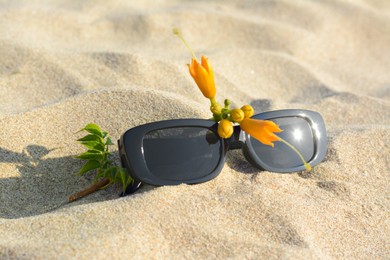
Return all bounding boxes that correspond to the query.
[118,109,327,188]
[242,109,327,173]
[118,119,226,186]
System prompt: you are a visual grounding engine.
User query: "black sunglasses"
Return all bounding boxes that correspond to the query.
[118,109,327,193]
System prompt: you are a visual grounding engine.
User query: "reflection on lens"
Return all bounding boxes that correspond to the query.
[292,128,303,141]
[250,117,314,169]
[143,127,222,181]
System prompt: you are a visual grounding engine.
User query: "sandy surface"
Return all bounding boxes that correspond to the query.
[0,0,389,259]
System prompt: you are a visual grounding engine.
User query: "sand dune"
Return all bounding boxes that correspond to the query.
[1,1,389,259]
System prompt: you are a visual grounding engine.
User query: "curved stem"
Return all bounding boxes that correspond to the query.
[173,28,197,61]
[278,137,311,171]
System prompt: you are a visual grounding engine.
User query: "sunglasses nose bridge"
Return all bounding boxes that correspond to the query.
[226,125,245,150]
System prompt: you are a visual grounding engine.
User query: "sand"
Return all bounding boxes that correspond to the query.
[0,0,389,259]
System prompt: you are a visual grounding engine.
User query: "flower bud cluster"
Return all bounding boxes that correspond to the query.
[210,98,254,139]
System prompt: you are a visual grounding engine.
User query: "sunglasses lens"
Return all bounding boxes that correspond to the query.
[249,117,315,170]
[142,127,222,181]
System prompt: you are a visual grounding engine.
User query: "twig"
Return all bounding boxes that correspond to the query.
[68,178,110,203]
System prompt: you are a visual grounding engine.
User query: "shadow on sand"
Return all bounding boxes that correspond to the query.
[0,145,126,219]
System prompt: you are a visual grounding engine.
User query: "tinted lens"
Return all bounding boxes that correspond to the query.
[249,117,314,169]
[142,127,222,181]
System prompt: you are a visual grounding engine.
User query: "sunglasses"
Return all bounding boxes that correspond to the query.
[118,109,327,193]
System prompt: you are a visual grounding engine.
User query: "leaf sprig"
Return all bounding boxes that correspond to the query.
[75,123,134,193]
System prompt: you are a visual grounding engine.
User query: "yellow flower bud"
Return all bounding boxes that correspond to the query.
[241,105,254,118]
[230,108,245,123]
[210,103,222,115]
[218,119,234,139]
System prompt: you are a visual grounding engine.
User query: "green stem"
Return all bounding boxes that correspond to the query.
[278,137,311,171]
[173,28,197,61]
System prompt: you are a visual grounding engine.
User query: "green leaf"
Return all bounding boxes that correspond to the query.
[75,150,104,160]
[101,167,117,181]
[120,168,127,185]
[95,169,104,181]
[102,161,111,169]
[78,160,101,175]
[120,168,134,192]
[77,134,104,143]
[74,123,125,193]
[96,166,114,181]
[80,141,105,151]
[82,123,103,137]
[106,137,114,146]
[113,168,122,183]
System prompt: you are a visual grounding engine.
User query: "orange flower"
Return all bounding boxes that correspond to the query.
[188,56,216,99]
[240,118,282,147]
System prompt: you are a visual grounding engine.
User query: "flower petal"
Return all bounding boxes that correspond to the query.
[240,118,281,147]
[201,56,211,73]
[187,56,216,99]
